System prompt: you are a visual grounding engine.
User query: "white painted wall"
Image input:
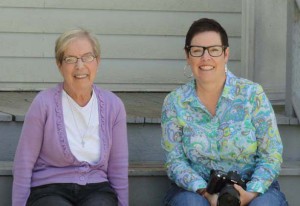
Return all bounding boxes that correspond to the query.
[0,0,289,103]
[0,0,242,91]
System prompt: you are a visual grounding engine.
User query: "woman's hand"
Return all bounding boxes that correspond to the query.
[233,184,259,206]
[203,192,218,206]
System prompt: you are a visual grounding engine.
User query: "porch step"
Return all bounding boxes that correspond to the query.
[0,161,170,206]
[1,160,299,178]
[0,92,300,205]
[0,92,299,124]
[0,92,299,162]
[0,161,299,206]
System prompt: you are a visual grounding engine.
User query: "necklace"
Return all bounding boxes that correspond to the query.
[65,92,94,148]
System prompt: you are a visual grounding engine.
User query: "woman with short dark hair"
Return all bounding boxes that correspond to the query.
[161,18,288,206]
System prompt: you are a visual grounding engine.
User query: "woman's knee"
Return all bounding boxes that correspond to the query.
[27,195,72,206]
[248,184,288,206]
[80,192,118,206]
[165,188,209,206]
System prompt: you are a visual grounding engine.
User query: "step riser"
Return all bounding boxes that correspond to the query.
[0,122,164,162]
[0,176,11,206]
[277,125,300,161]
[279,176,300,206]
[128,124,163,162]
[0,122,22,161]
[1,122,300,162]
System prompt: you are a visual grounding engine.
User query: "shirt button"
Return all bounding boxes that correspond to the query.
[211,117,218,123]
[79,176,85,181]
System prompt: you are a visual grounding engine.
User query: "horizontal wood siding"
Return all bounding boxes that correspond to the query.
[0,34,241,59]
[0,0,288,101]
[0,0,242,12]
[0,0,243,92]
[0,58,241,83]
[0,8,241,36]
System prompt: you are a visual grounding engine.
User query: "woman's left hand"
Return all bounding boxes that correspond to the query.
[233,184,259,206]
[203,192,218,206]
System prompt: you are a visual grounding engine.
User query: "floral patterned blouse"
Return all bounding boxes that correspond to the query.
[161,71,283,194]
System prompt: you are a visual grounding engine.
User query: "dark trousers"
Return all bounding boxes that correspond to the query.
[26,182,118,206]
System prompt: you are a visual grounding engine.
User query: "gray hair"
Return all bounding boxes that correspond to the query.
[55,28,100,64]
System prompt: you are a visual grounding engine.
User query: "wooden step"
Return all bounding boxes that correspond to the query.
[0,92,299,125]
[1,161,300,177]
[1,161,300,206]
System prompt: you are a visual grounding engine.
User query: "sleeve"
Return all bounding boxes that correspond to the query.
[161,94,207,192]
[107,98,129,206]
[247,85,283,193]
[12,94,45,206]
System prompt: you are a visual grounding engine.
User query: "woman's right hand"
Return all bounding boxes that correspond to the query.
[203,192,218,206]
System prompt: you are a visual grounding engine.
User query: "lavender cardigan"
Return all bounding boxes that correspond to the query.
[12,84,128,206]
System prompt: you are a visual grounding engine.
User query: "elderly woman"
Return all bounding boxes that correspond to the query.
[161,18,288,206]
[12,28,128,206]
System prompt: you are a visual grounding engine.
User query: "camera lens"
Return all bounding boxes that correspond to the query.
[218,185,240,206]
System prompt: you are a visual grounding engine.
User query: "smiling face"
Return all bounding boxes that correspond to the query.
[57,37,100,94]
[187,31,229,84]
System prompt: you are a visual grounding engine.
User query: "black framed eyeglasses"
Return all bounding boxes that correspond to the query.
[186,45,227,57]
[63,54,96,64]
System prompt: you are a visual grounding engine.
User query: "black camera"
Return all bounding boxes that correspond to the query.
[206,170,247,206]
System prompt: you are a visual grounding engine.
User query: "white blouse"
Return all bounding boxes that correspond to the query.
[62,90,100,164]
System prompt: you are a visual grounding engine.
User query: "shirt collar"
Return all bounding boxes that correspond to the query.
[221,70,236,101]
[180,79,200,107]
[181,70,237,105]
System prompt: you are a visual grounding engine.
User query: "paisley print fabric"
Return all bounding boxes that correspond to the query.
[161,71,283,194]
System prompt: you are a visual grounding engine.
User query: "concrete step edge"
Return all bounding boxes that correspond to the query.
[0,92,299,125]
[1,161,299,176]
[0,114,299,125]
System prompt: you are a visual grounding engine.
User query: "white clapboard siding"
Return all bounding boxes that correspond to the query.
[0,58,241,83]
[0,8,241,36]
[0,33,241,60]
[0,59,241,91]
[4,0,289,99]
[0,0,242,12]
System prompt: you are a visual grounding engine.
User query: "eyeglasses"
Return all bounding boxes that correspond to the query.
[186,45,227,57]
[63,54,96,64]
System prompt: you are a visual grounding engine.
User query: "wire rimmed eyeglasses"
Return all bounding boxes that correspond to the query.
[63,54,97,64]
[186,45,227,57]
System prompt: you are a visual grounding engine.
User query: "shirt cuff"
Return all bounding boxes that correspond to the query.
[190,180,207,193]
[246,180,268,194]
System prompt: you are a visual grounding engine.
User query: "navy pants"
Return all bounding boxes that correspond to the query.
[26,182,118,206]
